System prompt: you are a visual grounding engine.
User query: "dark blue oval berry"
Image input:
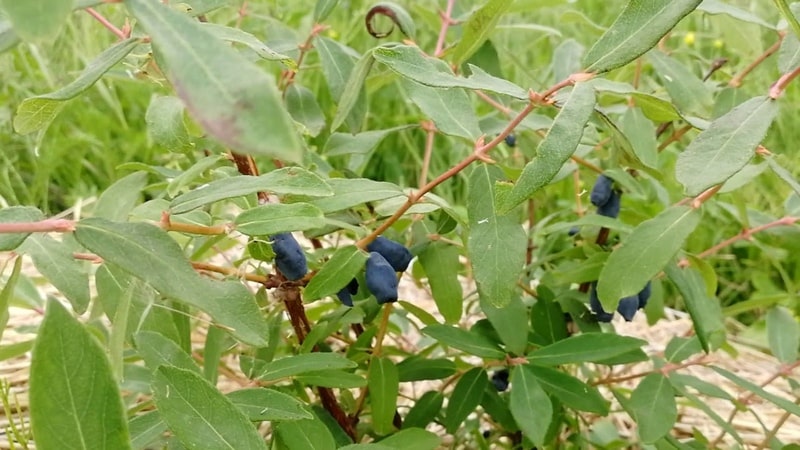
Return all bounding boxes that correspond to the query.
[365,252,399,304]
[504,133,516,147]
[270,233,307,281]
[590,174,614,207]
[616,295,639,322]
[491,369,509,392]
[366,236,413,272]
[596,189,621,219]
[589,284,614,323]
[638,281,652,309]
[336,287,354,307]
[568,226,580,236]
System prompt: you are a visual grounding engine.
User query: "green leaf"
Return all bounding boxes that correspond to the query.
[768,156,800,197]
[30,300,131,449]
[629,373,677,443]
[304,245,368,302]
[372,44,527,99]
[664,265,726,352]
[422,324,506,359]
[126,0,302,161]
[170,167,333,214]
[20,235,90,314]
[332,50,375,131]
[0,0,74,42]
[418,242,463,323]
[286,83,326,137]
[396,357,456,382]
[308,178,404,213]
[235,203,325,236]
[528,365,608,414]
[779,32,800,73]
[499,82,596,212]
[14,37,140,134]
[403,391,443,429]
[450,0,513,65]
[226,388,313,421]
[135,331,199,374]
[274,417,337,450]
[583,0,702,73]
[509,364,552,447]
[468,165,526,308]
[597,206,701,310]
[74,218,269,346]
[314,0,340,22]
[201,22,294,65]
[368,356,399,435]
[480,294,528,355]
[0,257,22,341]
[775,0,800,41]
[145,95,193,153]
[712,366,800,417]
[258,353,357,381]
[95,171,148,221]
[668,381,744,445]
[129,411,167,450]
[443,367,489,433]
[676,96,778,196]
[766,306,798,363]
[648,51,713,117]
[664,336,703,363]
[315,37,368,132]
[0,206,44,251]
[401,78,481,140]
[529,296,568,345]
[296,370,367,388]
[377,428,440,449]
[153,365,267,450]
[697,0,775,29]
[620,107,658,168]
[527,333,646,366]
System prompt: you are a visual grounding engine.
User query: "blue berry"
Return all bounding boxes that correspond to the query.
[270,233,307,281]
[616,295,639,322]
[590,174,614,207]
[638,281,652,309]
[491,369,509,392]
[365,252,399,304]
[366,236,413,272]
[504,134,516,147]
[589,284,614,323]
[597,189,621,218]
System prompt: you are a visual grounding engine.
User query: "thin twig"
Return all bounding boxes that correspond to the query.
[0,219,75,234]
[730,33,784,88]
[419,121,436,189]
[85,7,128,40]
[434,0,457,57]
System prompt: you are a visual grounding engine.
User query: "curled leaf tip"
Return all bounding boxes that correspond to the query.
[365,2,416,39]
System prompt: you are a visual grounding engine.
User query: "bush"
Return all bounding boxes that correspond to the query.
[1,0,800,448]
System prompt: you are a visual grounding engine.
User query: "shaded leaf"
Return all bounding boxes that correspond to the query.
[509,364,552,447]
[597,206,701,310]
[235,203,325,236]
[308,178,404,213]
[95,172,148,221]
[314,0,340,22]
[368,356,399,435]
[129,411,167,450]
[529,365,608,414]
[126,0,302,161]
[712,367,800,417]
[201,22,294,65]
[315,37,367,132]
[14,38,140,134]
[766,306,799,363]
[226,388,313,421]
[583,0,702,73]
[20,234,90,314]
[443,367,488,433]
[480,294,528,355]
[304,245,368,302]
[146,95,193,153]
[649,51,713,117]
[135,331,199,374]
[418,242,463,323]
[676,96,778,196]
[629,373,677,443]
[527,333,646,366]
[403,391,443,429]
[30,300,131,449]
[153,366,267,450]
[332,50,375,131]
[396,357,456,382]
[286,83,326,136]
[378,428,439,449]
[450,0,513,66]
[274,417,337,450]
[258,353,357,381]
[296,370,367,388]
[664,265,726,352]
[0,0,73,42]
[401,78,481,140]
[499,82,596,211]
[423,324,505,359]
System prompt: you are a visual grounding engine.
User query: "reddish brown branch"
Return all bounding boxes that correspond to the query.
[0,219,75,234]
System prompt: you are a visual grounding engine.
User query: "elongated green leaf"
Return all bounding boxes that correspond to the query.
[423,324,505,359]
[629,374,677,443]
[597,206,701,310]
[443,367,488,433]
[170,167,332,213]
[315,37,367,132]
[776,0,800,40]
[74,218,269,346]
[767,306,799,363]
[418,242,463,323]
[0,0,73,42]
[258,353,357,381]
[396,357,456,382]
[664,265,725,352]
[20,235,90,314]
[468,165,526,308]
[649,51,713,117]
[235,203,325,236]
[0,206,44,251]
[332,50,375,131]
[153,366,267,450]
[621,107,658,168]
[768,156,800,197]
[499,82,596,212]
[146,95,193,153]
[201,22,294,65]
[530,296,569,346]
[509,365,552,447]
[296,370,367,388]
[286,83,326,137]
[275,417,337,450]
[529,365,608,414]
[676,96,778,196]
[135,331,199,374]
[126,0,302,161]
[378,428,439,449]
[0,257,22,341]
[314,0,339,22]
[30,300,131,449]
[369,357,399,435]
[401,78,481,140]
[372,44,527,99]
[779,32,800,73]
[304,245,368,302]
[480,294,528,355]
[698,0,774,29]
[227,388,313,421]
[712,366,800,417]
[669,382,744,444]
[451,0,513,65]
[14,37,140,134]
[403,391,443,429]
[527,333,646,366]
[309,178,404,213]
[664,336,703,363]
[129,411,167,450]
[583,0,702,73]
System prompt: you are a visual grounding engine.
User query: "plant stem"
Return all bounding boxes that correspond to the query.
[657,124,692,151]
[770,64,800,98]
[85,7,128,40]
[434,0,457,57]
[281,23,327,91]
[419,121,436,189]
[160,212,230,235]
[0,219,75,233]
[729,34,782,88]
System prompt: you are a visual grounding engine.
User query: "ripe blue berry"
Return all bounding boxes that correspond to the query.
[491,369,509,392]
[336,278,360,307]
[596,189,621,219]
[589,284,613,323]
[366,236,413,272]
[365,252,399,304]
[638,281,652,309]
[590,174,614,207]
[270,233,307,281]
[504,133,516,147]
[616,295,639,322]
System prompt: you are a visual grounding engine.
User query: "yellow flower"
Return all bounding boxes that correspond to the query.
[684,32,696,46]
[713,39,724,49]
